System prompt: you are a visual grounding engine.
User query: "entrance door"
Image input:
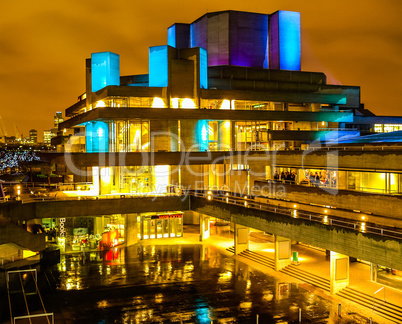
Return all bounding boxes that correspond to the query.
[149,220,156,239]
[163,219,169,238]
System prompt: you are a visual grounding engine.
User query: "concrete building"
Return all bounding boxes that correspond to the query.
[54,111,64,127]
[2,10,402,307]
[43,130,52,144]
[29,129,37,143]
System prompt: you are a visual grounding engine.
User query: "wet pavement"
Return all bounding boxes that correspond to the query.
[0,227,380,324]
[49,244,335,323]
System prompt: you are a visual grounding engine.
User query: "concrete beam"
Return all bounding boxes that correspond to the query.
[61,107,353,129]
[0,196,190,221]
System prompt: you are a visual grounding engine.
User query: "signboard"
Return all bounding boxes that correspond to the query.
[59,218,66,237]
[151,213,182,219]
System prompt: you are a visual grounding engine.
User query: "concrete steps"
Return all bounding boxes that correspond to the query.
[238,249,276,270]
[226,247,402,322]
[226,246,235,254]
[226,247,275,270]
[279,264,330,292]
[337,287,402,323]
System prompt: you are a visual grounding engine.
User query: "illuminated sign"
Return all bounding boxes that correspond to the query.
[151,213,182,219]
[59,218,66,237]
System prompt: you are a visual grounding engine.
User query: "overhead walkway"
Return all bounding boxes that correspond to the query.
[190,191,402,271]
[0,223,46,252]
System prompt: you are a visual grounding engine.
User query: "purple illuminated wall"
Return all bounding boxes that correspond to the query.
[229,12,268,68]
[207,12,229,66]
[190,16,207,50]
[270,13,280,69]
[171,10,301,71]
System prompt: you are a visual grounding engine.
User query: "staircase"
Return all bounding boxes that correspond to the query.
[337,287,402,323]
[226,247,402,323]
[279,264,330,291]
[226,247,275,270]
[0,223,46,252]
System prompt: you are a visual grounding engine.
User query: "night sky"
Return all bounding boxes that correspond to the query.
[1,0,401,140]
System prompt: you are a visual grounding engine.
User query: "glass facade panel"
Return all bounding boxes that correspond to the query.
[110,120,149,152]
[138,213,183,240]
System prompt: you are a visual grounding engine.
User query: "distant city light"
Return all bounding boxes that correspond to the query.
[0,151,40,171]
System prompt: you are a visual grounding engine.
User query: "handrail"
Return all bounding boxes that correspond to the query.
[373,286,385,310]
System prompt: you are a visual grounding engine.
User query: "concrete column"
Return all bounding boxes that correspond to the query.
[125,213,138,247]
[150,120,170,152]
[183,211,200,225]
[180,120,198,151]
[330,251,349,294]
[234,223,249,255]
[274,235,292,271]
[199,214,210,241]
[371,263,378,282]
[94,216,103,237]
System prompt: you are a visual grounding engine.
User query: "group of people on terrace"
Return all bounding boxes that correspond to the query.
[273,169,337,187]
[273,171,296,184]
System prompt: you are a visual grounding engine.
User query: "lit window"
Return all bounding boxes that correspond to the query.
[152,97,165,108]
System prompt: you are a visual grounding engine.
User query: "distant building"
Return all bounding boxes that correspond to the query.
[43,130,52,144]
[29,129,37,143]
[54,111,64,127]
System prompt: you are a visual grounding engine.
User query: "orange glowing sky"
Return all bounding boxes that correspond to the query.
[1,0,401,140]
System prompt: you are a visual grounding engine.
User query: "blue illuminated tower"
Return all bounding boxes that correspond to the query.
[269,11,301,70]
[91,52,120,92]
